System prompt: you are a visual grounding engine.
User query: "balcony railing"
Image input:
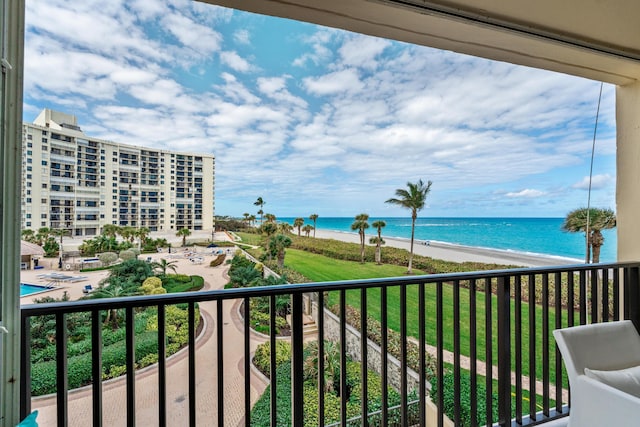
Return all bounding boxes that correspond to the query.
[19,262,640,426]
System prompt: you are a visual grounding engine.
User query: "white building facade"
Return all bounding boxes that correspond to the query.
[21,109,215,236]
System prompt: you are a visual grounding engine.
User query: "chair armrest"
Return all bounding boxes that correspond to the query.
[569,375,640,426]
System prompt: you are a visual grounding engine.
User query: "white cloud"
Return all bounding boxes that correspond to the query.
[338,35,391,70]
[303,69,363,95]
[161,13,222,55]
[506,189,547,198]
[234,29,251,45]
[220,51,252,72]
[572,174,614,190]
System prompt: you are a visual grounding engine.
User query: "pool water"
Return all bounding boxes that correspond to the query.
[20,283,52,297]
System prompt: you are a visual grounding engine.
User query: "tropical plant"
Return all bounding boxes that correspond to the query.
[229,266,262,288]
[371,220,386,264]
[351,213,370,263]
[293,217,304,237]
[152,258,178,276]
[49,228,70,255]
[21,229,36,243]
[264,213,277,223]
[562,207,616,263]
[278,222,293,234]
[260,222,278,237]
[176,228,191,247]
[309,214,319,238]
[243,212,251,224]
[269,234,292,269]
[136,227,150,248]
[302,224,314,237]
[101,224,120,238]
[90,283,141,327]
[254,197,266,225]
[386,179,432,274]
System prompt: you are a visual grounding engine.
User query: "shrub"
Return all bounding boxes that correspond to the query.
[141,276,163,294]
[431,370,499,427]
[253,340,292,377]
[119,250,136,261]
[98,252,118,266]
[209,254,226,267]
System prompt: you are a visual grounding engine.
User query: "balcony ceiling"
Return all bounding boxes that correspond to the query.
[199,0,640,85]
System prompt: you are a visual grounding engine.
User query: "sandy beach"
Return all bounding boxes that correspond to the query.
[314,229,580,267]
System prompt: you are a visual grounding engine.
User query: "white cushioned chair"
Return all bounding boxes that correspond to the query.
[553,320,640,426]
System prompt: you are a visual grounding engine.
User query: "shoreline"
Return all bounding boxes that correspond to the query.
[313,229,580,267]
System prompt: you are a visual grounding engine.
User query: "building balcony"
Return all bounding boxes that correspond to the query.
[19,262,639,426]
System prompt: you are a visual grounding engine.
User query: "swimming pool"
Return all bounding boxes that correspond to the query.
[20,283,54,297]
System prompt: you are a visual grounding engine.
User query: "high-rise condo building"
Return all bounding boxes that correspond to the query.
[21,109,215,236]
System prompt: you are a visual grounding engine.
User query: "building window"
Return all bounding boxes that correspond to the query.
[27,174,32,179]
[42,131,47,136]
[27,166,32,171]
[27,134,32,140]
[42,138,47,143]
[41,214,47,219]
[42,184,47,189]
[26,214,31,218]
[26,198,31,203]
[41,199,47,204]
[40,160,45,165]
[27,142,32,147]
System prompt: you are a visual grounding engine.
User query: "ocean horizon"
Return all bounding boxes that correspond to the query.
[280,217,617,263]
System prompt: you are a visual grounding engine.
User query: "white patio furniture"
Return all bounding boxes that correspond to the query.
[553,320,640,426]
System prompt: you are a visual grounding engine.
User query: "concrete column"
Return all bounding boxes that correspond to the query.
[617,80,640,262]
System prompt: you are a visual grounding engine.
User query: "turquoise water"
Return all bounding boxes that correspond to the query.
[280,217,617,263]
[20,283,51,297]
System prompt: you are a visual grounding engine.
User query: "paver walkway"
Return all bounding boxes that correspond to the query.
[30,253,268,426]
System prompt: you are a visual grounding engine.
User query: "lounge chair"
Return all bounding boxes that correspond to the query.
[553,320,640,426]
[82,285,93,294]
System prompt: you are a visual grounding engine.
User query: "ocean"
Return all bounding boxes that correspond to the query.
[280,217,617,263]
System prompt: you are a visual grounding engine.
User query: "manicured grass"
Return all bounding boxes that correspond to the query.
[284,249,570,388]
[235,231,263,246]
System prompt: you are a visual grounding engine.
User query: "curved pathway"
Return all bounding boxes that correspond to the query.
[31,252,268,426]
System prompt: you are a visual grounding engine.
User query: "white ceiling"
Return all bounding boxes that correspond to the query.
[200,0,640,85]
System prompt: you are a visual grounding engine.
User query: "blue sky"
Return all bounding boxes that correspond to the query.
[23,0,617,218]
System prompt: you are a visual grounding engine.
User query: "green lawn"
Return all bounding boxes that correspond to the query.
[284,248,570,389]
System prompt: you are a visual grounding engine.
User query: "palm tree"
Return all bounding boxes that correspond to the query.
[302,224,314,237]
[278,222,293,234]
[562,207,616,263]
[242,212,251,225]
[136,227,150,250]
[309,213,319,238]
[351,213,370,263]
[21,229,35,243]
[176,228,191,247]
[91,284,141,327]
[269,234,292,269]
[49,228,70,258]
[254,197,266,225]
[293,217,304,236]
[152,258,178,276]
[386,179,432,274]
[102,224,120,238]
[249,215,256,227]
[264,213,277,223]
[371,220,387,264]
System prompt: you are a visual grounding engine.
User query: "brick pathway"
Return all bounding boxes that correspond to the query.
[30,253,268,427]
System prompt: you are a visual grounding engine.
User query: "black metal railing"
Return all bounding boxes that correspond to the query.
[20,262,640,426]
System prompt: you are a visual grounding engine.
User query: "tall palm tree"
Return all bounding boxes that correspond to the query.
[264,213,277,223]
[562,207,616,263]
[176,228,191,247]
[136,227,150,249]
[254,197,266,225]
[309,213,319,238]
[269,234,292,269]
[49,228,70,258]
[242,212,251,225]
[249,215,256,226]
[293,217,305,236]
[351,213,370,263]
[302,224,314,237]
[371,220,387,264]
[386,179,432,274]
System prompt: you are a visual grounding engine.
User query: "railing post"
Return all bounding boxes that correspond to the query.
[624,266,640,332]
[497,276,511,426]
[291,292,304,426]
